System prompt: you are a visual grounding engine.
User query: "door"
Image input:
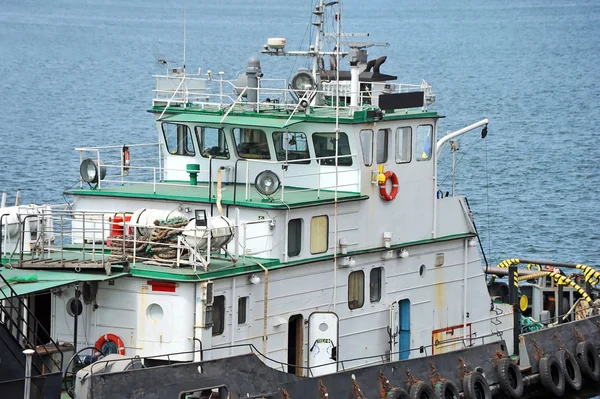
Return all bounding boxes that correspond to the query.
[308,312,339,376]
[287,314,304,376]
[399,299,411,360]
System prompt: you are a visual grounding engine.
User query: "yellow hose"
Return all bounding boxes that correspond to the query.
[576,264,600,286]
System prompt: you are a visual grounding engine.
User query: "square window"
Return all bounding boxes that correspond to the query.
[312,132,352,166]
[395,127,412,163]
[195,126,229,159]
[310,216,328,254]
[288,219,302,257]
[348,271,364,310]
[238,296,248,325]
[370,267,383,303]
[162,123,195,156]
[416,125,433,161]
[273,132,310,164]
[233,128,271,159]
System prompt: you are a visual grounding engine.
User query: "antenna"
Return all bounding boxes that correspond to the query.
[183,0,187,72]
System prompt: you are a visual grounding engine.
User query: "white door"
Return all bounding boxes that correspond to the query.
[308,312,338,376]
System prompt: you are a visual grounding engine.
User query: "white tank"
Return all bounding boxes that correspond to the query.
[182,216,235,251]
[131,208,186,236]
[0,206,21,238]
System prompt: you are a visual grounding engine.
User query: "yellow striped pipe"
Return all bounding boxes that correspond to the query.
[517,271,591,303]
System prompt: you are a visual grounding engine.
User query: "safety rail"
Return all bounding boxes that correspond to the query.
[152,71,432,112]
[0,272,64,377]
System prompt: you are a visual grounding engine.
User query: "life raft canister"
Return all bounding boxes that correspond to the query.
[95,333,126,356]
[377,165,399,202]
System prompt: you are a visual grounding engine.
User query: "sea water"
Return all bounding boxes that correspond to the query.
[0,0,599,394]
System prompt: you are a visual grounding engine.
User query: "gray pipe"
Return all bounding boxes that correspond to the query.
[23,348,35,399]
[245,57,262,108]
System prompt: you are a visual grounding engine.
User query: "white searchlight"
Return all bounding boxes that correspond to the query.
[255,170,280,197]
[80,158,106,184]
[291,68,315,98]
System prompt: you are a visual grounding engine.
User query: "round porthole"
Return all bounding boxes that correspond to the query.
[419,264,426,277]
[319,322,328,332]
[146,303,164,322]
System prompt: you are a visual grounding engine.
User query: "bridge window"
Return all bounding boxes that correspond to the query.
[312,132,352,166]
[233,128,271,159]
[288,218,302,257]
[376,129,389,164]
[162,123,195,156]
[310,215,328,254]
[395,127,412,163]
[359,129,373,166]
[348,271,364,310]
[273,132,310,164]
[212,295,225,336]
[195,126,230,159]
[370,267,383,303]
[416,125,433,161]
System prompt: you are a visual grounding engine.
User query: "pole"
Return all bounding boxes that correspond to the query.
[557,283,563,325]
[23,348,35,399]
[73,285,80,355]
[508,265,520,357]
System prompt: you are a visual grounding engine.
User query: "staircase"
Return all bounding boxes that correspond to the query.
[0,271,63,399]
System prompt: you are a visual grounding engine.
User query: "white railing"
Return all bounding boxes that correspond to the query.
[152,71,430,113]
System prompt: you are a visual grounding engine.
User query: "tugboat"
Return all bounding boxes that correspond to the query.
[2,1,600,398]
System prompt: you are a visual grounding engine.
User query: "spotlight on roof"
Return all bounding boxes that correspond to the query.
[255,170,280,198]
[80,158,106,184]
[291,68,315,99]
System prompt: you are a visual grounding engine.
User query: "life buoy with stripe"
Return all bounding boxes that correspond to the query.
[95,333,126,356]
[378,171,399,201]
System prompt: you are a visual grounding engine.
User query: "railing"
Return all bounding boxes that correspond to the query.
[0,273,64,377]
[152,71,431,113]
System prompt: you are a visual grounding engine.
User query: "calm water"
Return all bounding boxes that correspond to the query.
[1,0,599,264]
[1,0,600,396]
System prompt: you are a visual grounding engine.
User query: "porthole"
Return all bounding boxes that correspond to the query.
[146,303,164,322]
[319,322,328,332]
[66,298,83,317]
[419,264,426,277]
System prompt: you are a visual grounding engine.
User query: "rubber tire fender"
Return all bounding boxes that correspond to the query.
[409,381,435,399]
[433,379,459,399]
[575,340,600,382]
[556,349,582,390]
[388,387,409,399]
[538,355,566,396]
[462,371,492,399]
[496,357,524,398]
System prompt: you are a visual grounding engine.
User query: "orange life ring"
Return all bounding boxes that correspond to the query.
[378,171,399,201]
[95,333,125,355]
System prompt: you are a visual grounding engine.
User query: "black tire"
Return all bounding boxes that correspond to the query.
[433,379,459,399]
[462,371,492,399]
[496,357,524,398]
[575,340,600,382]
[409,381,436,399]
[539,355,566,396]
[388,388,409,399]
[556,349,582,390]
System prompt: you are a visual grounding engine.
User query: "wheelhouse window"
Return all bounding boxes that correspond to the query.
[233,128,271,159]
[370,267,383,303]
[288,218,302,257]
[348,271,364,310]
[312,132,352,166]
[310,215,328,254]
[359,129,373,166]
[416,125,433,161]
[238,296,248,325]
[212,295,225,336]
[273,132,310,163]
[376,129,389,164]
[195,126,230,159]
[395,127,412,163]
[162,123,195,156]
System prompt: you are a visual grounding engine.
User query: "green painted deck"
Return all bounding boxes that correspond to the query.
[68,182,368,209]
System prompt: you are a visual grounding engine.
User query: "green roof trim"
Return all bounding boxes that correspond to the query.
[0,268,128,298]
[160,113,303,129]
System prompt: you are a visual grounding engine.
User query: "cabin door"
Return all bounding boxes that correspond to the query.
[308,312,338,377]
[398,299,411,360]
[287,314,304,376]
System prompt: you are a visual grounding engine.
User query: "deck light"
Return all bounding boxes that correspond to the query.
[291,68,315,98]
[80,158,106,184]
[399,248,409,259]
[255,170,280,197]
[249,274,260,285]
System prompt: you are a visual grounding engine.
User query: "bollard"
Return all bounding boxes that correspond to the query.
[23,348,35,399]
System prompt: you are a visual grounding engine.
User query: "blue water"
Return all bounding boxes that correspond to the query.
[0,0,599,270]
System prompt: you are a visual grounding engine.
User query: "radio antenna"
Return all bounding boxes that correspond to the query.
[183,0,187,71]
